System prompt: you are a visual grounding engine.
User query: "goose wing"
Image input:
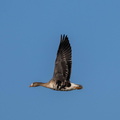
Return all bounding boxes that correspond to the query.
[53,35,72,83]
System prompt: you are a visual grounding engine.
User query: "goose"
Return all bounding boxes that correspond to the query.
[29,35,83,91]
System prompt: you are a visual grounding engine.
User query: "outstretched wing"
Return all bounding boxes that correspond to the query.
[53,35,72,82]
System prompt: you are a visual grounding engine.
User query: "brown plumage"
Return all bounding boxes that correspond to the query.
[29,35,83,91]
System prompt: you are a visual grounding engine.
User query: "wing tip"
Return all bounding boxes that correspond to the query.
[60,34,68,41]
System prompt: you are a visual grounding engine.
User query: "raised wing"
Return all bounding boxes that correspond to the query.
[53,35,72,82]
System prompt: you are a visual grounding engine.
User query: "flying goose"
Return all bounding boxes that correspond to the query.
[29,35,83,91]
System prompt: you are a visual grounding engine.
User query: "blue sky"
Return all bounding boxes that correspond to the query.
[0,0,120,120]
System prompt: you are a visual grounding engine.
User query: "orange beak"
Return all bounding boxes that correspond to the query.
[29,85,33,87]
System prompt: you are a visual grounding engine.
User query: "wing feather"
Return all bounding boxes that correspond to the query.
[53,35,72,82]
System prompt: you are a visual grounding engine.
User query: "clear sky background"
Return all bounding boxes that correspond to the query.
[0,0,120,120]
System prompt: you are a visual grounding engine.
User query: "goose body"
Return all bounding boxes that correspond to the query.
[29,35,83,91]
